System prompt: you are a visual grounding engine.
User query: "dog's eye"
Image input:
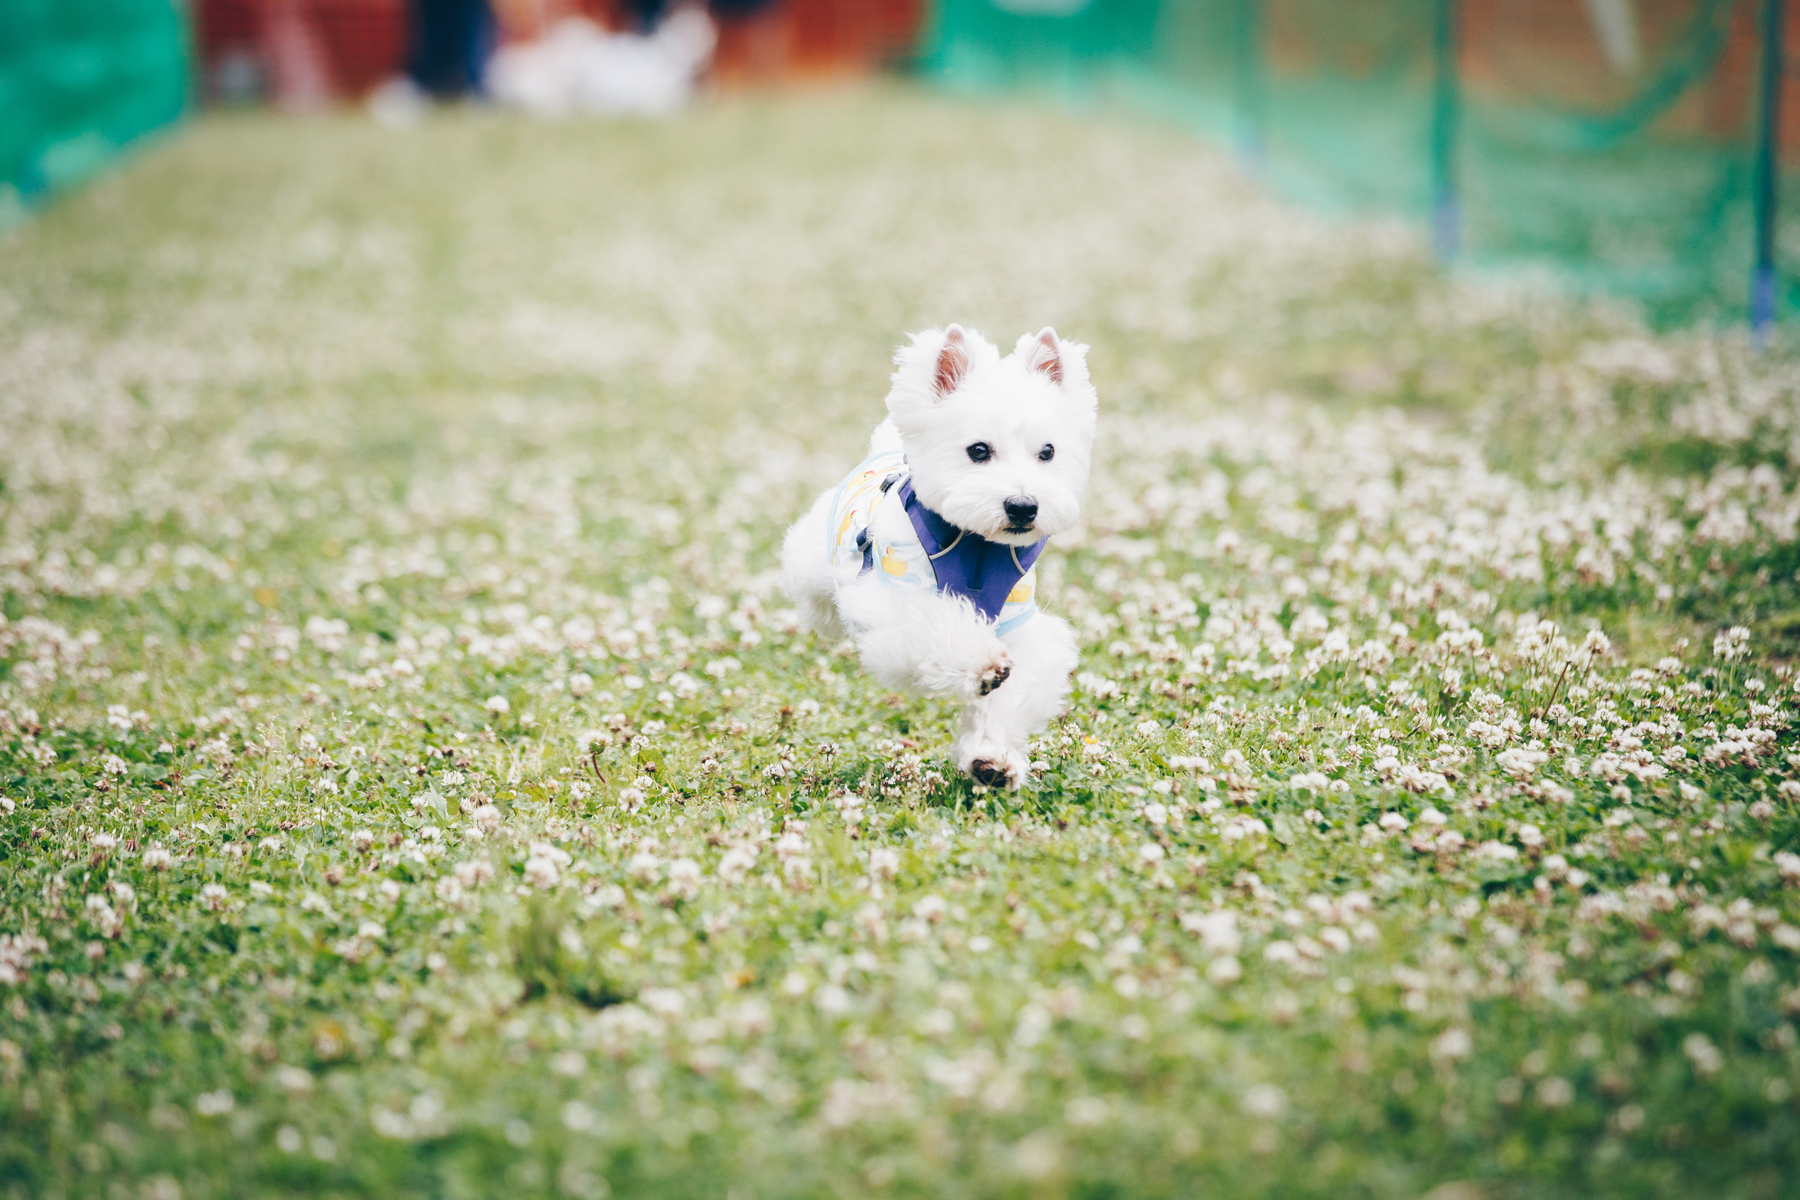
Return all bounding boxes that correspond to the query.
[966,442,992,463]
[1038,444,1055,462]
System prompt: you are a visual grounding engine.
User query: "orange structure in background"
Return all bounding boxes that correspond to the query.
[1455,0,1800,153]
[192,0,924,106]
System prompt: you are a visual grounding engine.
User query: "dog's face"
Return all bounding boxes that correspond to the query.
[885,325,1098,547]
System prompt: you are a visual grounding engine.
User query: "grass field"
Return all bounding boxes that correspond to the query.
[4,86,1800,1200]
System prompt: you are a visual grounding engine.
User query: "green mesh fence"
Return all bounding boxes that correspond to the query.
[924,0,1796,329]
[0,0,189,226]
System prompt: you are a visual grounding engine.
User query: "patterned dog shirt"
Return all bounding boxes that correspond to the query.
[825,448,1046,636]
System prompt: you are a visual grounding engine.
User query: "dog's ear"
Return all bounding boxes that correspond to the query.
[889,325,986,423]
[1015,328,1093,406]
[934,324,971,397]
[1024,327,1063,384]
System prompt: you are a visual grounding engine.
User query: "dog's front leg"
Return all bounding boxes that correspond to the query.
[834,576,1010,700]
[956,613,1079,788]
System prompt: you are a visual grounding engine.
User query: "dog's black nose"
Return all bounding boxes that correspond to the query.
[1003,496,1038,527]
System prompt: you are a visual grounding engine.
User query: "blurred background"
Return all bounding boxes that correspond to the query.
[3,0,1798,328]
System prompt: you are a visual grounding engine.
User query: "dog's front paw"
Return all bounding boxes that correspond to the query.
[977,656,1012,696]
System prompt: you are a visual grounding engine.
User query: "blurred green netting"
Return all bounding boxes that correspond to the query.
[924,0,1796,328]
[0,0,188,227]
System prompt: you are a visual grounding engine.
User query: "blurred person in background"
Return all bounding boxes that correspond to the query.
[407,0,496,97]
[368,0,496,122]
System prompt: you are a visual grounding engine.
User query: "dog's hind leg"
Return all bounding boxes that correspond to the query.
[955,613,1078,788]
[779,490,849,642]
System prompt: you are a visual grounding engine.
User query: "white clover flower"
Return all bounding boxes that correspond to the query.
[1205,955,1242,985]
[1220,815,1268,841]
[1537,1077,1574,1107]
[1496,747,1549,779]
[913,894,948,923]
[868,846,900,879]
[667,857,701,898]
[1012,1003,1052,1048]
[276,1065,313,1094]
[483,695,510,714]
[1713,626,1751,662]
[641,987,685,1017]
[1431,1028,1473,1062]
[1181,909,1242,955]
[1683,1033,1723,1075]
[715,844,758,885]
[523,855,561,888]
[194,1089,234,1116]
[627,850,661,882]
[852,902,887,941]
[1240,1084,1286,1119]
[200,883,228,911]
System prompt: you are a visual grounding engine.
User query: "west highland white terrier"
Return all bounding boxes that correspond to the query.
[780,324,1098,788]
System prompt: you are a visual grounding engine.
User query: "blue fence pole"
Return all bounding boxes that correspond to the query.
[1232,0,1266,169]
[1752,0,1784,348]
[1431,0,1462,262]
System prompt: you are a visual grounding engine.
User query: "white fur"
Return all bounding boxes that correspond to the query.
[780,325,1097,788]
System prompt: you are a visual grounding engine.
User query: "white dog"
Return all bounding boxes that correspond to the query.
[781,324,1098,788]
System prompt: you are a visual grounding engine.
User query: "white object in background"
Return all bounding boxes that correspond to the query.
[1582,0,1640,72]
[487,7,718,118]
[368,76,429,129]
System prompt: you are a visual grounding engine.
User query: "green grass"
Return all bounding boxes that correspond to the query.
[3,85,1800,1200]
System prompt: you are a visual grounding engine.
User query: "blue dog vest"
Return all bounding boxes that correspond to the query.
[826,449,1046,635]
